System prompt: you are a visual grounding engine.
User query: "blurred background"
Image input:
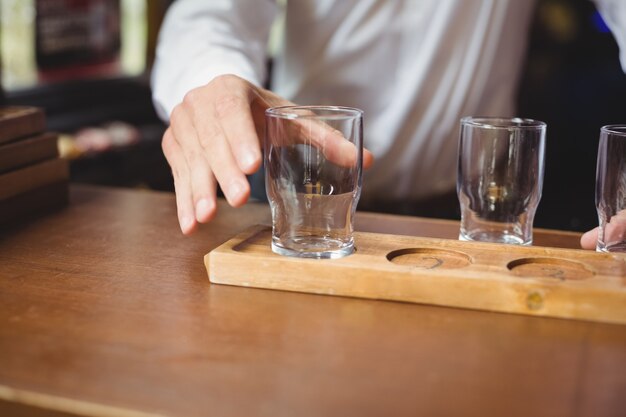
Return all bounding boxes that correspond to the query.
[1,0,625,232]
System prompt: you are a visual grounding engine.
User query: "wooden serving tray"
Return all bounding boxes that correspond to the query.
[206,225,626,325]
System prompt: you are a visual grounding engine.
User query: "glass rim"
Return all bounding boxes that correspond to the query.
[600,125,626,136]
[266,105,363,120]
[461,116,546,130]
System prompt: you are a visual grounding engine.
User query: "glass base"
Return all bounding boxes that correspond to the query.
[271,236,354,259]
[596,242,626,253]
[459,230,531,245]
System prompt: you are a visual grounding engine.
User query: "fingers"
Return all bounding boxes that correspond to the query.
[163,75,272,234]
[182,75,271,207]
[162,128,201,234]
[212,86,263,174]
[169,105,219,217]
[278,117,372,169]
[163,73,376,235]
[303,123,375,169]
[254,92,375,169]
[364,148,375,169]
[602,213,626,245]
[581,211,626,250]
[316,126,360,167]
[580,227,598,250]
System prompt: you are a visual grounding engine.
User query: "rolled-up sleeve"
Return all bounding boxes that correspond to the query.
[151,0,278,121]
[594,0,626,72]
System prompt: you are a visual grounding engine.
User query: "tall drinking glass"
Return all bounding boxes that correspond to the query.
[457,117,546,245]
[265,106,363,259]
[595,125,626,253]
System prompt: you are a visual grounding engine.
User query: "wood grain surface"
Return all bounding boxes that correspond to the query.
[0,158,69,200]
[0,106,46,144]
[0,132,59,174]
[208,225,626,324]
[0,185,624,417]
[0,181,69,227]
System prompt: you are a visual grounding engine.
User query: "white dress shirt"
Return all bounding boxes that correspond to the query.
[152,0,626,203]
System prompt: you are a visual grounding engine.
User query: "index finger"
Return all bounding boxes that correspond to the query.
[266,107,374,169]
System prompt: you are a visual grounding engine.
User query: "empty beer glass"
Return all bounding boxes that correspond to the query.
[595,125,626,253]
[265,106,363,259]
[457,117,546,245]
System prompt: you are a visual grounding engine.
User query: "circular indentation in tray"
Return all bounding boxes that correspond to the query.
[387,248,472,269]
[507,257,593,280]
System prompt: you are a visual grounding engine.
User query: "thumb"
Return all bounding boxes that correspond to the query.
[580,227,599,250]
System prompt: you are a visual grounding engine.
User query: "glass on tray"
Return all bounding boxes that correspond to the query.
[595,125,626,253]
[457,117,546,245]
[264,106,363,259]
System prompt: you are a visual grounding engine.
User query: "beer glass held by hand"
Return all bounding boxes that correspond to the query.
[457,117,546,245]
[595,125,626,253]
[264,106,363,259]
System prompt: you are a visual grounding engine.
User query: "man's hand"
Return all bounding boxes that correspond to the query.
[580,227,598,250]
[162,74,374,234]
[580,209,626,250]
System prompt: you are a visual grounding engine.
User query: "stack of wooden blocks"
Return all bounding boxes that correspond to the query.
[0,106,69,227]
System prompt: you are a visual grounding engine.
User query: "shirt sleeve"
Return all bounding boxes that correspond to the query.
[150,0,278,121]
[594,0,626,72]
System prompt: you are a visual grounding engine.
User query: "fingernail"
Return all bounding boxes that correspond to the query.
[242,152,259,171]
[180,216,194,233]
[195,198,215,221]
[228,181,245,203]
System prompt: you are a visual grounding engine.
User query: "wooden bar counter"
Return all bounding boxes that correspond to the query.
[0,185,624,417]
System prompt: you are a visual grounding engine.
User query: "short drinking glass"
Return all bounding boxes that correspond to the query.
[265,106,363,259]
[595,125,626,253]
[457,117,546,245]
